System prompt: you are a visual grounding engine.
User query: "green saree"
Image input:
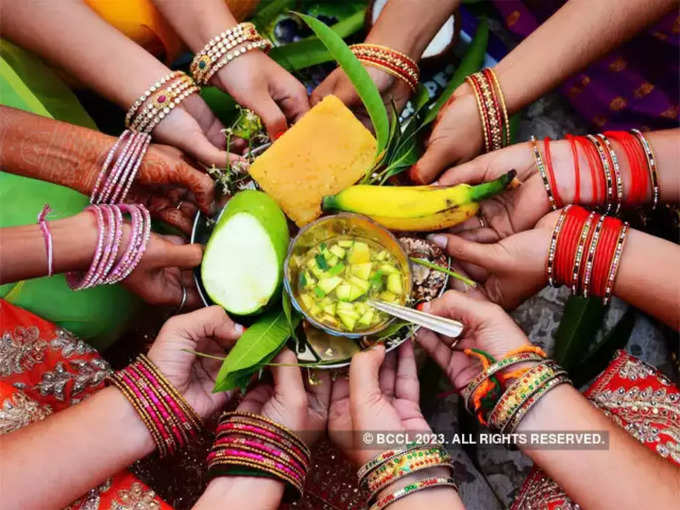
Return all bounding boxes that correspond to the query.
[0,40,139,350]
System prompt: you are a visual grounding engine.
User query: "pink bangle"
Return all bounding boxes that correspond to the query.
[36,204,54,277]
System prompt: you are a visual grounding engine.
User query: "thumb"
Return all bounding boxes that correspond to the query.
[250,92,288,140]
[162,243,204,269]
[427,233,502,270]
[409,136,458,184]
[349,344,385,405]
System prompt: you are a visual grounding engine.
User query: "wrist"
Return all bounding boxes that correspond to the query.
[104,386,156,456]
[375,465,452,500]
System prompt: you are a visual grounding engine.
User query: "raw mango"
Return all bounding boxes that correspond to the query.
[201,191,289,315]
[249,95,377,226]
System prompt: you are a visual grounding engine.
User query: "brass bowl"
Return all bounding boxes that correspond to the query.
[283,213,412,338]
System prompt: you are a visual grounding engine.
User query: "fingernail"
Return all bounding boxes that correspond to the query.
[416,302,424,311]
[427,234,448,249]
[234,324,245,335]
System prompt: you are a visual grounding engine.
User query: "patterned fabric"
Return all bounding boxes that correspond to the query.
[511,350,680,509]
[492,1,679,131]
[0,299,172,510]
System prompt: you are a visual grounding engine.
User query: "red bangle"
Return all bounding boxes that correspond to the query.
[631,129,660,209]
[605,130,649,206]
[598,134,624,214]
[574,136,603,205]
[570,210,596,294]
[591,216,622,298]
[565,134,581,204]
[483,68,505,148]
[466,73,493,153]
[543,137,563,207]
[553,206,590,287]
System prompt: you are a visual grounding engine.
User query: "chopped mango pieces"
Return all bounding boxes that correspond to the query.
[249,95,377,226]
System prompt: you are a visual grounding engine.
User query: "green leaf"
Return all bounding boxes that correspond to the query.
[281,289,300,346]
[553,296,606,374]
[423,19,489,126]
[213,308,300,392]
[571,309,636,388]
[297,12,390,154]
[252,0,296,32]
[375,320,411,341]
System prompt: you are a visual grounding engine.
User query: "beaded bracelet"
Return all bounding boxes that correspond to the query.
[369,476,459,510]
[503,373,572,434]
[530,136,558,210]
[201,38,273,85]
[208,412,310,501]
[350,43,419,92]
[108,354,202,457]
[357,442,423,481]
[131,75,196,133]
[125,70,184,127]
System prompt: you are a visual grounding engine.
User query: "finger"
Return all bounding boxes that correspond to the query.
[415,328,453,372]
[421,289,502,331]
[349,344,385,404]
[378,349,397,399]
[306,369,331,415]
[394,340,419,402]
[174,131,236,169]
[271,348,307,403]
[162,243,204,269]
[457,228,500,244]
[275,80,310,123]
[310,73,338,106]
[409,137,459,184]
[170,305,244,346]
[238,384,274,414]
[427,233,502,271]
[250,92,288,140]
[437,159,489,187]
[170,164,216,215]
[448,260,488,291]
[330,373,350,404]
[156,208,193,235]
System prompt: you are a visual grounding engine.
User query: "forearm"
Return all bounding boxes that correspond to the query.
[0,0,170,109]
[516,384,680,509]
[493,0,677,112]
[0,387,154,510]
[365,0,460,60]
[0,212,99,284]
[192,476,285,510]
[0,106,110,194]
[151,0,238,53]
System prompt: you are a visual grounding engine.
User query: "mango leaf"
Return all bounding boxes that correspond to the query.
[297,12,390,154]
[252,0,296,32]
[213,308,301,392]
[571,309,635,388]
[281,289,301,347]
[216,349,281,392]
[553,296,606,374]
[423,18,489,126]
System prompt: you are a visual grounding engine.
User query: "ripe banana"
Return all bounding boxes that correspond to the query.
[322,170,517,231]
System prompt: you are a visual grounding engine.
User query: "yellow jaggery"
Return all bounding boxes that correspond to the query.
[249,95,377,227]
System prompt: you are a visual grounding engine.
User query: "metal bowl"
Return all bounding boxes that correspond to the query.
[283,213,412,338]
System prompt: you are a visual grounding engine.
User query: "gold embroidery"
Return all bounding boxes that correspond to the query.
[0,390,52,434]
[609,97,627,111]
[35,359,111,402]
[633,82,655,98]
[608,57,627,72]
[592,115,608,128]
[64,478,112,510]
[112,482,161,510]
[0,326,48,377]
[506,10,520,27]
[660,106,679,119]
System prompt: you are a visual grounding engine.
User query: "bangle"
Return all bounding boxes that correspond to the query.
[125,70,184,128]
[574,135,603,205]
[587,134,615,214]
[466,70,510,153]
[598,134,624,214]
[570,210,596,295]
[131,75,196,133]
[201,38,273,85]
[565,135,581,203]
[37,204,54,277]
[466,73,492,153]
[543,137,563,208]
[369,477,459,510]
[591,216,621,298]
[350,43,419,92]
[502,373,572,434]
[108,354,202,457]
[357,442,423,481]
[603,221,629,305]
[604,131,649,206]
[530,136,558,210]
[631,129,660,210]
[581,213,605,298]
[546,206,571,287]
[484,68,510,146]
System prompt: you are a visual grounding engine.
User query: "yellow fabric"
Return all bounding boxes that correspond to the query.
[85,0,261,62]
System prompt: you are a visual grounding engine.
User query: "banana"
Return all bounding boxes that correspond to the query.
[369,202,480,231]
[322,170,517,219]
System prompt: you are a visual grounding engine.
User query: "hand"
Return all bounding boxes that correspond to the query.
[237,349,330,447]
[147,306,244,419]
[122,234,204,309]
[409,82,484,184]
[151,93,245,168]
[125,143,219,234]
[311,66,412,127]
[415,290,531,391]
[214,51,309,140]
[328,341,430,466]
[426,210,557,309]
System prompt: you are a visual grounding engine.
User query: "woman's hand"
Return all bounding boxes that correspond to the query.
[426,210,557,309]
[416,289,531,390]
[147,306,244,420]
[409,83,484,184]
[328,341,430,466]
[237,349,330,447]
[311,66,412,127]
[214,51,310,140]
[122,234,203,309]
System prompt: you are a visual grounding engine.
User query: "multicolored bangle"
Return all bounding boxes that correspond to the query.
[350,43,419,92]
[66,203,150,289]
[357,442,423,481]
[208,412,310,501]
[467,69,510,153]
[369,476,459,510]
[125,70,184,127]
[546,205,571,287]
[503,373,572,434]
[587,134,616,214]
[570,210,596,295]
[581,213,605,298]
[530,136,558,210]
[108,354,202,457]
[201,38,273,85]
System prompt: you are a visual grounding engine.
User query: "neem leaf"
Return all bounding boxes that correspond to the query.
[296,12,390,154]
[213,308,300,392]
[423,18,489,126]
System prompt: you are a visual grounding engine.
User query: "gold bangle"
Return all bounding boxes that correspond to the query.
[603,222,629,305]
[201,38,272,85]
[503,373,572,433]
[631,129,660,210]
[467,75,491,153]
[224,411,311,458]
[581,213,605,298]
[598,134,624,215]
[587,134,615,214]
[486,68,511,146]
[125,71,184,128]
[356,57,417,92]
[570,210,596,295]
[131,75,195,133]
[476,73,503,150]
[546,205,571,286]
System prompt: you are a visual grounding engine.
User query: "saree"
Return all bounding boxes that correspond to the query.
[0,39,139,350]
